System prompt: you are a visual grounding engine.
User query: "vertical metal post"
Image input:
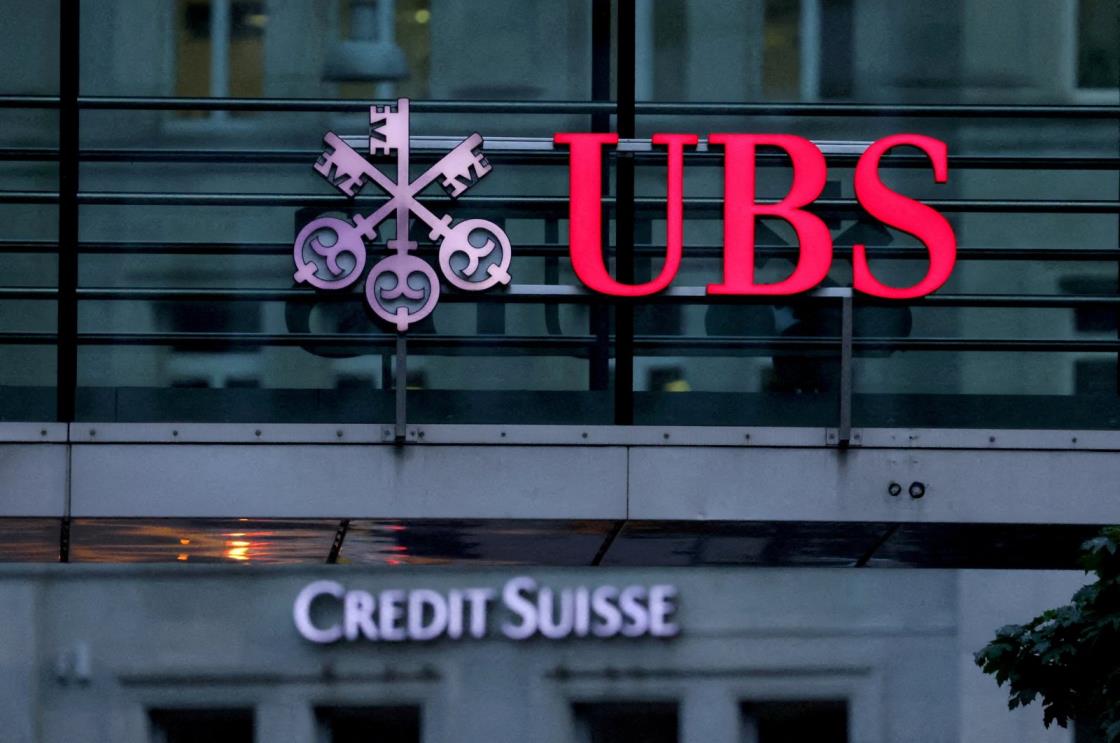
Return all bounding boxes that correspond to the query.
[544,218,562,335]
[394,333,407,442]
[59,517,71,564]
[57,1,79,423]
[588,0,612,393]
[613,0,637,425]
[838,292,853,448]
[590,0,612,134]
[799,0,821,100]
[210,0,230,121]
[634,0,654,102]
[326,519,350,564]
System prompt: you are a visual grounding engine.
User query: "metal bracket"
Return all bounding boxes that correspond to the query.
[394,333,407,444]
[837,293,854,448]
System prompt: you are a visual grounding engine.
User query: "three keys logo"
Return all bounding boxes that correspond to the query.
[293,99,512,331]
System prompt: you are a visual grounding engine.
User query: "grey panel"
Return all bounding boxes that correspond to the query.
[627,446,1120,525]
[0,423,66,443]
[0,445,67,517]
[69,445,628,519]
[45,423,1120,450]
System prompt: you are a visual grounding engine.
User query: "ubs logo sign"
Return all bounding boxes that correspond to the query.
[554,132,956,299]
[293,98,513,331]
[294,99,957,332]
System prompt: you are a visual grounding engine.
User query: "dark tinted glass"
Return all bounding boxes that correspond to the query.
[573,701,679,743]
[149,708,253,743]
[317,706,421,743]
[742,699,848,742]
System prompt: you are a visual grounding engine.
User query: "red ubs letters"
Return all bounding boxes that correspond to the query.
[552,133,956,300]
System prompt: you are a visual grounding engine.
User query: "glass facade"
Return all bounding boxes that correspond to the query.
[0,0,1116,428]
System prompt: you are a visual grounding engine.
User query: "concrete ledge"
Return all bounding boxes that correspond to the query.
[68,444,628,519]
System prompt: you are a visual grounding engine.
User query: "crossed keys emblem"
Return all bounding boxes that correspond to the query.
[292,98,512,331]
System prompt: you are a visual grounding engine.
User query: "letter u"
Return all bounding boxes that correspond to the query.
[554,132,698,296]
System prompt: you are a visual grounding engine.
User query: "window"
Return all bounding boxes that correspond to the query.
[741,700,847,743]
[572,702,679,743]
[175,0,266,118]
[316,706,422,743]
[1075,717,1108,743]
[648,0,852,101]
[336,0,431,100]
[149,708,254,743]
[1070,0,1120,102]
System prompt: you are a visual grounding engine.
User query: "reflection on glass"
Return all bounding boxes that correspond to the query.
[70,518,338,563]
[0,519,61,562]
[1078,0,1120,90]
[175,0,265,118]
[340,520,613,566]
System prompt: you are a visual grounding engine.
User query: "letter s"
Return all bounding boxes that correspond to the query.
[501,576,538,640]
[853,134,956,298]
[591,585,622,638]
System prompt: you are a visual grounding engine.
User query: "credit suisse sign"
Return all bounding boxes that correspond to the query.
[294,99,955,330]
[294,577,680,643]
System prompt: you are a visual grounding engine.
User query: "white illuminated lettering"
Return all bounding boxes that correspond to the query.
[648,584,679,637]
[447,589,464,639]
[501,576,538,640]
[344,589,378,640]
[378,589,406,641]
[407,588,449,641]
[292,580,680,643]
[463,588,496,639]
[591,585,622,638]
[293,580,345,644]
[619,585,650,637]
[538,587,575,639]
[573,586,591,637]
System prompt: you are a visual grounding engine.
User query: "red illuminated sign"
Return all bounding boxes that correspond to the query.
[553,133,956,299]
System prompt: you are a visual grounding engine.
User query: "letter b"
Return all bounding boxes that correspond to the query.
[707,134,831,296]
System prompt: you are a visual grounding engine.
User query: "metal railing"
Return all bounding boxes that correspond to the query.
[0,0,1117,437]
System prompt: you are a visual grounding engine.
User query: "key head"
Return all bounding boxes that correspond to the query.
[364,253,440,332]
[435,135,492,198]
[438,219,513,292]
[369,99,410,157]
[314,132,372,197]
[292,216,370,290]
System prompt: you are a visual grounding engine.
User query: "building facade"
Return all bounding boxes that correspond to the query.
[0,1,1117,741]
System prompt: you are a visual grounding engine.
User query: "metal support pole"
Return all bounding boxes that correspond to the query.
[210,0,230,122]
[544,218,562,335]
[589,0,612,393]
[59,517,71,563]
[838,293,853,447]
[394,333,407,443]
[327,519,350,564]
[57,0,79,423]
[614,0,637,425]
